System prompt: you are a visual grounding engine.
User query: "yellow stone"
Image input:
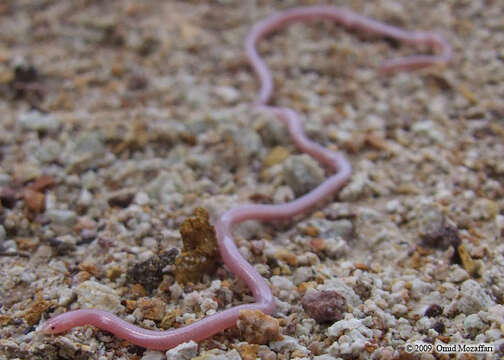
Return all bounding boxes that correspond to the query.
[457,244,479,277]
[263,146,290,168]
[106,266,122,281]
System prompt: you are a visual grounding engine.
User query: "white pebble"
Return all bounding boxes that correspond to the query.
[58,287,75,306]
[141,351,165,360]
[165,341,198,360]
[135,191,150,205]
[458,280,494,314]
[270,276,294,291]
[214,86,240,104]
[76,280,124,314]
[46,209,77,226]
[391,304,408,316]
[18,110,60,132]
[78,188,93,207]
[464,314,486,336]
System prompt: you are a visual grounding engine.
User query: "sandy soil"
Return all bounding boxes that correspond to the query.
[0,0,503,359]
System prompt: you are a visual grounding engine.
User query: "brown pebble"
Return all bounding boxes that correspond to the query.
[130,283,147,299]
[457,244,480,277]
[126,300,136,311]
[238,344,259,360]
[78,261,100,277]
[310,238,326,252]
[301,289,346,323]
[137,297,166,321]
[364,342,378,353]
[304,225,320,237]
[238,309,283,345]
[158,276,173,294]
[297,281,316,295]
[354,263,370,271]
[23,188,45,214]
[307,341,324,356]
[24,291,51,326]
[364,133,390,150]
[0,314,12,326]
[106,266,122,281]
[16,237,40,251]
[160,309,181,329]
[107,189,135,208]
[28,174,55,192]
[396,350,415,360]
[275,249,298,266]
[174,208,219,284]
[410,252,422,269]
[75,271,92,283]
[180,132,197,146]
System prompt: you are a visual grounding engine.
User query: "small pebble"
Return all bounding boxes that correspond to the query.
[165,340,198,360]
[36,140,61,163]
[293,266,314,285]
[18,110,60,132]
[141,351,165,360]
[135,191,150,205]
[78,188,93,207]
[458,280,494,315]
[302,289,346,323]
[75,280,124,314]
[214,86,240,104]
[46,209,77,226]
[137,297,166,321]
[237,309,282,345]
[283,154,325,196]
[424,304,443,317]
[463,313,486,337]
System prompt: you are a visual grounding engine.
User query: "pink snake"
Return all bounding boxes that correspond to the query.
[42,6,452,350]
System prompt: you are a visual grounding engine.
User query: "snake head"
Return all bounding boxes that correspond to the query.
[42,315,68,334]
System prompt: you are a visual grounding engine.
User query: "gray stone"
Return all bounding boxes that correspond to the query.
[141,351,165,360]
[46,209,77,226]
[71,131,105,157]
[464,314,486,337]
[36,140,62,163]
[0,225,5,243]
[18,110,60,132]
[283,154,325,196]
[458,280,494,314]
[165,340,198,360]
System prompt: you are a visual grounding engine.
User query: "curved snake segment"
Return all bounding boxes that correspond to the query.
[42,6,452,350]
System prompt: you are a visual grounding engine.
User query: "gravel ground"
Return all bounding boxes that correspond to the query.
[0,0,503,359]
